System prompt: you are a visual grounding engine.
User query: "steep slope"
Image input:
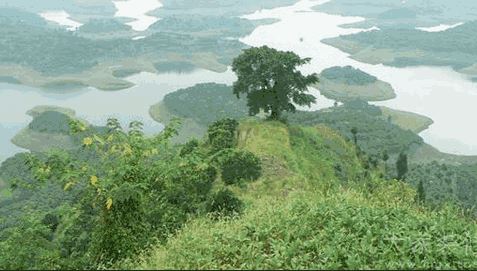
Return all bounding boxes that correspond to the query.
[134,120,477,270]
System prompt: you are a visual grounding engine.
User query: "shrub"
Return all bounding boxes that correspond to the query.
[16,119,219,268]
[28,111,72,134]
[219,149,262,185]
[205,188,243,217]
[207,118,239,152]
[179,139,200,157]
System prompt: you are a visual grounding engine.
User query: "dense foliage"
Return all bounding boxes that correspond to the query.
[28,111,72,134]
[78,19,131,34]
[407,161,477,216]
[138,121,477,270]
[286,100,423,157]
[0,12,248,79]
[205,188,244,217]
[324,21,477,73]
[160,83,249,126]
[207,118,239,152]
[315,0,477,37]
[145,191,477,270]
[232,46,319,120]
[149,15,258,38]
[218,149,262,185]
[0,118,257,269]
[321,66,377,85]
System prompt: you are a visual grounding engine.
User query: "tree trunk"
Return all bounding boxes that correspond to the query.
[270,109,281,120]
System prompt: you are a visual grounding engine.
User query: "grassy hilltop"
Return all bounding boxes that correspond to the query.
[132,120,477,270]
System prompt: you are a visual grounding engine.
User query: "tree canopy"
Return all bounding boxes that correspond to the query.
[232,46,318,120]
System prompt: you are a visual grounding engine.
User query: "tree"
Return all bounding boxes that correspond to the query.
[396,152,408,180]
[416,180,426,204]
[351,127,358,145]
[232,46,318,120]
[382,150,389,162]
[207,118,239,152]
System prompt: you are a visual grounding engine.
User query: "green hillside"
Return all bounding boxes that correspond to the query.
[1,116,477,269]
[2,43,477,270]
[133,120,477,270]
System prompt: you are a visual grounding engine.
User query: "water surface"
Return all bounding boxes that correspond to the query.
[241,0,477,155]
[113,0,162,31]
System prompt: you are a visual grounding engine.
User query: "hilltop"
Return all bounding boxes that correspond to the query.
[131,120,477,270]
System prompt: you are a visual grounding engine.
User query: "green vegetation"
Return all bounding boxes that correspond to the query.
[218,149,262,185]
[207,118,240,152]
[141,192,477,269]
[232,46,319,120]
[152,83,248,125]
[148,78,477,222]
[407,162,477,216]
[77,19,134,40]
[315,0,477,29]
[0,117,261,269]
[286,100,423,158]
[151,83,429,157]
[134,120,477,270]
[153,0,296,17]
[317,66,396,102]
[323,22,477,76]
[0,0,118,22]
[2,113,477,269]
[2,42,477,269]
[0,20,246,89]
[321,66,377,85]
[148,15,260,38]
[10,107,102,153]
[396,152,409,180]
[150,83,249,142]
[0,1,296,91]
[78,19,131,34]
[0,8,48,27]
[379,106,433,133]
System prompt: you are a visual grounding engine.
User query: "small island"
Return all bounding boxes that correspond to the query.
[316,66,396,102]
[11,105,95,152]
[322,22,477,78]
[149,83,250,142]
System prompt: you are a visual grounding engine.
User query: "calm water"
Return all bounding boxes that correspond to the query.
[2,0,477,163]
[113,0,162,31]
[241,0,477,155]
[0,69,236,162]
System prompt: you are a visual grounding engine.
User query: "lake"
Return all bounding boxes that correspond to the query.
[240,0,477,155]
[1,0,477,163]
[0,69,236,162]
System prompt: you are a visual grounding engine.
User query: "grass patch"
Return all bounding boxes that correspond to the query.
[379,106,433,133]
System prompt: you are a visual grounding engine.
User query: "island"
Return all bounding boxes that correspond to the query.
[316,66,396,102]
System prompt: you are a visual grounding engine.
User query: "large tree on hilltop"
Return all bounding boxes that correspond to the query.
[232,46,319,120]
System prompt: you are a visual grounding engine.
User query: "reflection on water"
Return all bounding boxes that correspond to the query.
[241,0,477,155]
[113,0,162,31]
[39,10,83,31]
[0,123,25,162]
[0,68,236,162]
[416,22,464,32]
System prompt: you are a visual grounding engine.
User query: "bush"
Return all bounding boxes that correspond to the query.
[207,118,239,152]
[179,139,200,157]
[146,192,477,270]
[28,111,72,134]
[205,188,243,217]
[219,149,262,185]
[10,119,220,268]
